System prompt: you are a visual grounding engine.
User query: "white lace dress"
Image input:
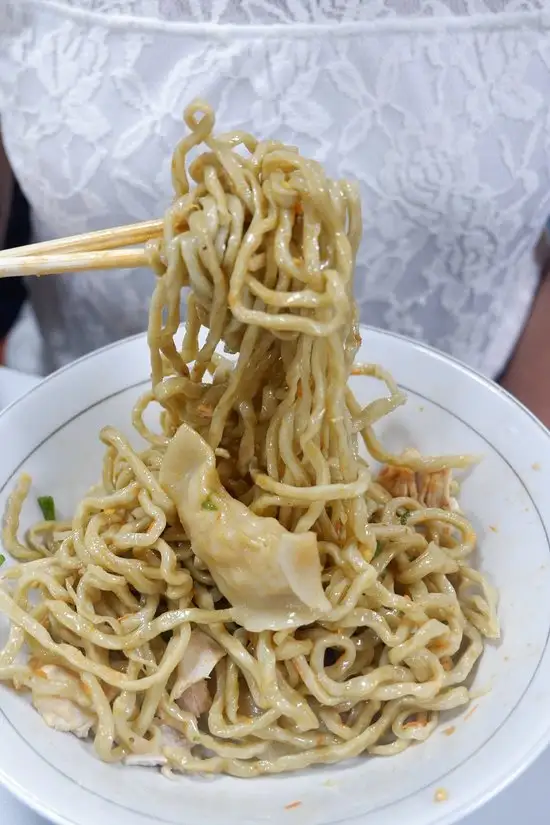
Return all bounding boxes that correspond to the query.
[1,1,549,376]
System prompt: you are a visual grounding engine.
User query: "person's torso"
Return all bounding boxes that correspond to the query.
[1,0,549,376]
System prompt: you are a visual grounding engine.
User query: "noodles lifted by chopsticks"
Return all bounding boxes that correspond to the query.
[0,100,498,777]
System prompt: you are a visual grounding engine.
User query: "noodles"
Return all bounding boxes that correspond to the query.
[0,100,498,777]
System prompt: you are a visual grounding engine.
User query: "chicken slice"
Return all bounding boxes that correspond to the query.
[31,664,95,739]
[33,696,95,738]
[171,628,223,716]
[124,753,168,768]
[124,724,191,768]
[172,630,224,700]
[178,679,212,717]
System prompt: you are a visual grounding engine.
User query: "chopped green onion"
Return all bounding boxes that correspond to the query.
[201,496,218,512]
[0,554,5,567]
[38,495,56,521]
[399,510,410,526]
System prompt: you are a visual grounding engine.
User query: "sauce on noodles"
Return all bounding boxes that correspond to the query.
[0,101,498,777]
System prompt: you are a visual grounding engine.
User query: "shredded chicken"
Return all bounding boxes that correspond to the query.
[417,469,453,509]
[378,465,418,500]
[378,464,458,511]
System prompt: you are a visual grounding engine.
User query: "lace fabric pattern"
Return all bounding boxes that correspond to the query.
[0,0,549,375]
[15,0,549,23]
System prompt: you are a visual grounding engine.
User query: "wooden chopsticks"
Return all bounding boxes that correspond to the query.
[0,249,151,277]
[0,218,164,278]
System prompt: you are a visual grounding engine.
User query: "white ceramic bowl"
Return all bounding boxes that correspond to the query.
[1,327,550,825]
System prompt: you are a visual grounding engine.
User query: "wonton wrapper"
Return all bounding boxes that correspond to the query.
[160,424,331,631]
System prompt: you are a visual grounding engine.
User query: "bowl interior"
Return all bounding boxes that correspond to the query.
[1,328,550,825]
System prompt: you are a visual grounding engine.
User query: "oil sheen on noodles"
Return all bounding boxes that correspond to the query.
[0,101,498,777]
